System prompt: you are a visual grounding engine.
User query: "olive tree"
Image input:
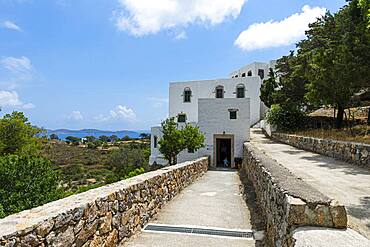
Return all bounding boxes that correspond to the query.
[158,118,205,166]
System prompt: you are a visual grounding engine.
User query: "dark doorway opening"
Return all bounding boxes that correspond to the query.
[216,138,231,167]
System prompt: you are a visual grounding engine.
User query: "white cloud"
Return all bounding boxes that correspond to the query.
[1,20,22,32]
[174,31,187,40]
[0,90,35,109]
[94,105,137,123]
[1,56,32,74]
[69,110,83,121]
[235,5,326,51]
[110,105,137,122]
[114,0,247,36]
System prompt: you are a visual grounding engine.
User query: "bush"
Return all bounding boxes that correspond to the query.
[109,146,148,179]
[266,104,306,131]
[0,155,61,217]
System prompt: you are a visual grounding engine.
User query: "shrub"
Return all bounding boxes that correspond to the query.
[108,146,148,179]
[266,104,306,131]
[0,155,61,217]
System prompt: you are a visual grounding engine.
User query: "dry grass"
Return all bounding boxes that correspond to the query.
[309,106,369,122]
[293,125,370,144]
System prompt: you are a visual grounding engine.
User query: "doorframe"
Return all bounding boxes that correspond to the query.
[213,134,234,167]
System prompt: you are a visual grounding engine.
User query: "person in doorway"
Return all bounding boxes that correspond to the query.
[223,157,229,167]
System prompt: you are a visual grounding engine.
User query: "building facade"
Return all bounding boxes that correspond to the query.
[150,61,275,167]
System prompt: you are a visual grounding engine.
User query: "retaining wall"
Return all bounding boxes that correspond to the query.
[272,133,370,169]
[0,157,209,247]
[243,143,347,247]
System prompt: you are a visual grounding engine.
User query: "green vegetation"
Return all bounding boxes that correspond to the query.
[0,112,42,155]
[263,0,370,131]
[0,111,151,219]
[0,155,61,217]
[159,118,205,165]
[266,104,305,131]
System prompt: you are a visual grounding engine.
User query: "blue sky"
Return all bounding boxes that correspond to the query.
[0,0,346,130]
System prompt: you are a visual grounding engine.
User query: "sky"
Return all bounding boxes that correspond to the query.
[0,0,346,131]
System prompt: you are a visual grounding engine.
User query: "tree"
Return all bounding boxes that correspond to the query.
[122,135,131,141]
[84,136,96,143]
[260,68,279,108]
[298,1,370,128]
[159,118,205,165]
[139,133,150,140]
[109,146,148,180]
[99,135,110,143]
[0,155,61,217]
[0,111,42,155]
[49,134,59,140]
[110,135,118,143]
[65,136,81,145]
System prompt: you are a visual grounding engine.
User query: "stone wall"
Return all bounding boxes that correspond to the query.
[0,157,209,247]
[272,133,370,169]
[242,143,347,247]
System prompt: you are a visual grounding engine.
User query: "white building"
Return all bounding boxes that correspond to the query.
[150,61,275,167]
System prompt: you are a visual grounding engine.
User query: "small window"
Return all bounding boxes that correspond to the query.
[183,87,192,103]
[235,75,238,78]
[229,109,238,119]
[177,114,186,123]
[236,84,245,98]
[247,70,252,76]
[188,149,194,153]
[153,136,158,148]
[241,73,246,77]
[215,86,224,98]
[258,69,265,79]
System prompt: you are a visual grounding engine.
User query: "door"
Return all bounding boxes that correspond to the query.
[216,138,231,167]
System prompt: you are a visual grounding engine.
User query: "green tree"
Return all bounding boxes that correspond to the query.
[0,111,41,155]
[65,136,81,145]
[299,1,370,128]
[122,135,131,141]
[0,155,61,217]
[84,136,96,142]
[110,135,118,143]
[49,134,59,140]
[260,68,279,108]
[158,118,205,165]
[139,133,150,140]
[99,135,110,143]
[109,146,148,180]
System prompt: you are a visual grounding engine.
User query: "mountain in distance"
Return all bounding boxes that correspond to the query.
[46,129,150,140]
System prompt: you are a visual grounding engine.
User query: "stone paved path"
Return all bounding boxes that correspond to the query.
[123,170,256,247]
[251,129,370,239]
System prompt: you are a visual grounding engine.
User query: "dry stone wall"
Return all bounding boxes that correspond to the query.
[0,157,209,247]
[243,143,347,247]
[272,133,370,169]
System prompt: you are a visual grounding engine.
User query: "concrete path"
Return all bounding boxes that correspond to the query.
[123,170,256,247]
[251,129,370,239]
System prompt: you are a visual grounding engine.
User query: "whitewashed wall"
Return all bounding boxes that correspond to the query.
[197,98,250,165]
[169,77,261,126]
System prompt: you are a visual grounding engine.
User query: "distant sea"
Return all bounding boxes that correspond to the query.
[45,129,150,141]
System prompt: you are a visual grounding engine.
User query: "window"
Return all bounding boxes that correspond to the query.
[177,114,186,123]
[235,75,238,78]
[188,149,194,153]
[183,87,192,103]
[241,73,246,77]
[215,86,224,98]
[247,70,252,76]
[153,136,158,148]
[229,109,238,119]
[236,84,245,98]
[258,69,265,79]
